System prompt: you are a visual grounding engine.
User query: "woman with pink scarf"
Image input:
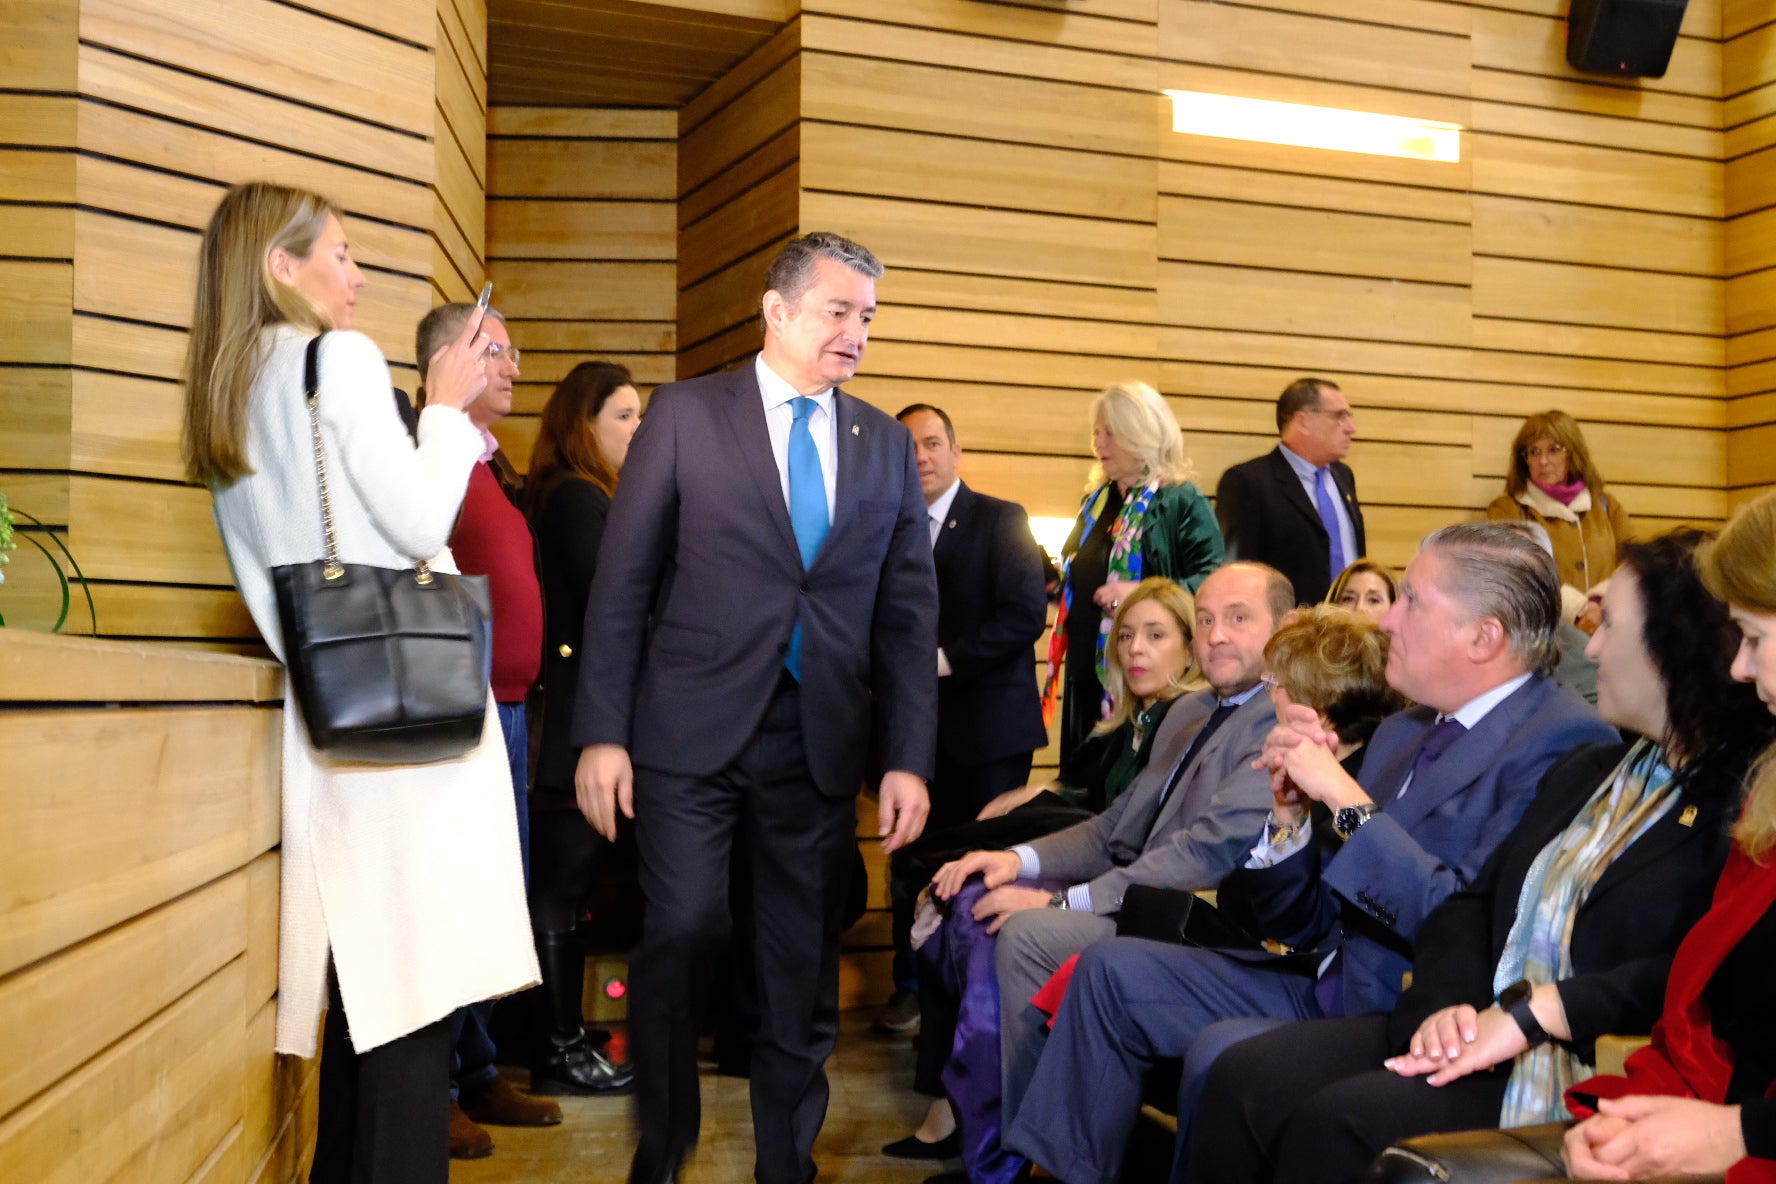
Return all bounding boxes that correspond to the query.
[1488,410,1635,633]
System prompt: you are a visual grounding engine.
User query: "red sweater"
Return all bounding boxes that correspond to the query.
[449,460,543,703]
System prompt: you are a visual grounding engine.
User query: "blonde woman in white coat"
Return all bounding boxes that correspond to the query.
[182,182,539,1184]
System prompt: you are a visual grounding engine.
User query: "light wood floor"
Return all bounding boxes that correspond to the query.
[450,1013,941,1184]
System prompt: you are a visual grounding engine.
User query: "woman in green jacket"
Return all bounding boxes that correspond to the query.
[1045,380,1225,763]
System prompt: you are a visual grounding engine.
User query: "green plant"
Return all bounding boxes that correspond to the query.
[0,493,97,633]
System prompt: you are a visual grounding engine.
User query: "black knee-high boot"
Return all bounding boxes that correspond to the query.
[528,930,636,1095]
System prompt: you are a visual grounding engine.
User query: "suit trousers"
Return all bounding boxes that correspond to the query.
[1002,937,1320,1184]
[994,907,1118,1129]
[1184,1015,1510,1184]
[627,676,858,1184]
[310,963,452,1184]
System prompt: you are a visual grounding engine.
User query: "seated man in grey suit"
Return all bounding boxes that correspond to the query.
[927,561,1289,1179]
[1004,523,1618,1184]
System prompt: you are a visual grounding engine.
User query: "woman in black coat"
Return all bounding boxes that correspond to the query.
[1182,530,1776,1184]
[524,361,642,1094]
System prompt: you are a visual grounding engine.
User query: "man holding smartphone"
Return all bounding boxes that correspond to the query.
[416,300,634,1159]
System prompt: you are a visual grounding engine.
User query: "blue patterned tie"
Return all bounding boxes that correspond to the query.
[1315,467,1348,583]
[785,396,829,680]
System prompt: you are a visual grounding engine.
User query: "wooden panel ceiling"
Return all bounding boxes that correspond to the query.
[488,0,789,107]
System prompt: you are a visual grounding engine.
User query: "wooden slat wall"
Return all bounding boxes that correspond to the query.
[678,21,804,380]
[436,0,490,303]
[0,633,296,1182]
[790,0,1730,577]
[0,0,458,647]
[484,106,679,467]
[1726,0,1776,501]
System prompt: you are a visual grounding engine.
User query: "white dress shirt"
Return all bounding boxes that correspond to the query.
[927,478,962,547]
[928,478,962,676]
[755,353,837,521]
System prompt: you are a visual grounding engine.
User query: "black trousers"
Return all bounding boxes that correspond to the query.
[1185,1015,1510,1184]
[310,964,452,1184]
[628,677,858,1184]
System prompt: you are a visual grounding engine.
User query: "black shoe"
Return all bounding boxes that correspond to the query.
[531,929,634,1094]
[529,1039,636,1095]
[883,1131,960,1160]
[874,988,922,1035]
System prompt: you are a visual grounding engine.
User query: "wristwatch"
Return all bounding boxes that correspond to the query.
[1333,803,1379,839]
[1497,979,1551,1048]
[1047,889,1070,910]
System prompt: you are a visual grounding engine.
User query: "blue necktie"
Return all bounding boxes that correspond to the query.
[1315,467,1348,582]
[785,396,829,680]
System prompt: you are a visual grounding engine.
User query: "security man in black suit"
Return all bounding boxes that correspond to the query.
[898,403,1050,829]
[1215,377,1366,606]
[872,404,1049,1035]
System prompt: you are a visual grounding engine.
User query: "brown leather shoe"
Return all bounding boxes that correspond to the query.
[449,1099,494,1159]
[460,1070,564,1127]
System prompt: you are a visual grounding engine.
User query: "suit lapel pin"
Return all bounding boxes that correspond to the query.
[851,424,860,436]
[1679,805,1698,828]
[948,519,958,530]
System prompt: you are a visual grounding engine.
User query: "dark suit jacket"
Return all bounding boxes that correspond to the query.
[933,482,1049,767]
[1220,675,1617,1017]
[530,475,611,798]
[1216,446,1366,606]
[1027,690,1275,915]
[571,361,940,797]
[1388,739,1740,1061]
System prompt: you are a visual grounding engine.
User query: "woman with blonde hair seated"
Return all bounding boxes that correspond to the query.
[889,578,1203,1167]
[1046,381,1224,764]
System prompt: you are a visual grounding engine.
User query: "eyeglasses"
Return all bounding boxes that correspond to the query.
[1523,443,1565,460]
[1260,672,1282,690]
[1305,408,1354,424]
[487,342,522,369]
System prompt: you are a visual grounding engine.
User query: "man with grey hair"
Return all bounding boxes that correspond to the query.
[1491,518,1601,703]
[573,232,938,1184]
[1004,522,1615,1184]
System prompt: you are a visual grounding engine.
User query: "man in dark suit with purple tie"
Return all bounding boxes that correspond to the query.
[571,233,938,1184]
[1216,376,1365,606]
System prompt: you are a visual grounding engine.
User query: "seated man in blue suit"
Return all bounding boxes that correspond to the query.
[1004,522,1617,1184]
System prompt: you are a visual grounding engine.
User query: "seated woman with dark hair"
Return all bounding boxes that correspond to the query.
[885,577,1202,1161]
[1184,528,1776,1184]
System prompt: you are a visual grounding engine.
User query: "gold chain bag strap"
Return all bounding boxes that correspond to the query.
[271,333,493,763]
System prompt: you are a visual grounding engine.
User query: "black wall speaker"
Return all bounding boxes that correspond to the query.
[1566,0,1690,78]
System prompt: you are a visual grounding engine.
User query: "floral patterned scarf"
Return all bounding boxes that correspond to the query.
[1042,479,1161,725]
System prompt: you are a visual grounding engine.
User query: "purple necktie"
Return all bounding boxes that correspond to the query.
[1315,467,1347,583]
[1408,717,1468,791]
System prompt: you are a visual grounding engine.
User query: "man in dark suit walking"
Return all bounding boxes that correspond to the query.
[873,403,1049,1034]
[572,233,938,1184]
[1216,377,1365,605]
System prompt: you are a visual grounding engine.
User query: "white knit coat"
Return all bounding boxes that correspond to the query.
[209,325,539,1055]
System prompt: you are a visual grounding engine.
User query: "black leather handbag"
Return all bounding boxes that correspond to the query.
[272,335,492,764]
[1116,884,1268,952]
[1362,1123,1571,1184]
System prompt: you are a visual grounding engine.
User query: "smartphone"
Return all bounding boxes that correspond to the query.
[471,281,493,336]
